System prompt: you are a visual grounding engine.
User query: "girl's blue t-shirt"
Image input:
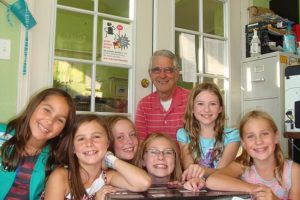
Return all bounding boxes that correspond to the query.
[176,127,240,168]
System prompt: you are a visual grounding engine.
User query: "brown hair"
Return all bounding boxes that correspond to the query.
[1,88,76,178]
[67,114,111,200]
[236,110,285,186]
[183,83,225,162]
[134,132,182,182]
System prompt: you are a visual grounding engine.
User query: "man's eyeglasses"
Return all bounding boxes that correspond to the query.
[150,67,176,74]
[145,148,175,157]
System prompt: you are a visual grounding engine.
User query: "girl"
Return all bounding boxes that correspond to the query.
[43,114,151,199]
[206,110,300,199]
[177,83,240,177]
[107,115,138,163]
[0,88,76,200]
[134,132,205,191]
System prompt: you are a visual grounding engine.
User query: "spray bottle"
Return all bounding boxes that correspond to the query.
[283,23,296,54]
[250,29,261,57]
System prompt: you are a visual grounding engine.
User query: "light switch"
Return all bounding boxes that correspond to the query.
[0,39,11,60]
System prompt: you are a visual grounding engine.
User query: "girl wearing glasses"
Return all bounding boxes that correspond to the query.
[134,132,205,191]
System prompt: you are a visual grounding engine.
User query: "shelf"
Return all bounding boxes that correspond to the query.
[284,132,300,139]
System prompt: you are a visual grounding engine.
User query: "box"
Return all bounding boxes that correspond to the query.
[245,22,282,57]
[285,65,300,132]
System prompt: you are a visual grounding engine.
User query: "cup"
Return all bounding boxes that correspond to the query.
[10,0,37,29]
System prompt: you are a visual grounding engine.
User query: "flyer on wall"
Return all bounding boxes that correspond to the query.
[101,19,132,65]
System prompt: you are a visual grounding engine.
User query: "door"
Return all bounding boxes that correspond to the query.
[25,0,153,118]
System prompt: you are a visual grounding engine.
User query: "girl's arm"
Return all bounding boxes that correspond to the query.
[206,162,256,193]
[289,161,300,199]
[106,158,151,192]
[217,141,240,168]
[43,167,69,199]
[178,142,195,170]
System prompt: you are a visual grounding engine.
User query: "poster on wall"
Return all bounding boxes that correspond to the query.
[101,20,132,65]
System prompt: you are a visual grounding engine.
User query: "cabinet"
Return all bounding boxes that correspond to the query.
[241,52,300,156]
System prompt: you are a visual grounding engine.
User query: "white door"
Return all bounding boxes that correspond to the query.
[23,0,153,118]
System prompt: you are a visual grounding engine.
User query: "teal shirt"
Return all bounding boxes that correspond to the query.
[177,127,240,168]
[0,124,50,200]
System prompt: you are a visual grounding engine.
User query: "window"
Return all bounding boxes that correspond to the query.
[174,0,229,120]
[52,0,134,115]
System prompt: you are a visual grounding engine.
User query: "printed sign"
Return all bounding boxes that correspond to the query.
[102,20,132,65]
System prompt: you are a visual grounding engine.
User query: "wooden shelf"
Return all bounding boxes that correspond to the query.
[284,132,300,139]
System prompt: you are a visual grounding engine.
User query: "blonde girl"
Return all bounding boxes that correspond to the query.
[177,83,240,177]
[135,132,205,191]
[206,110,300,199]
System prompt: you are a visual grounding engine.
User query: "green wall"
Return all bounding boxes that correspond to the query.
[253,0,270,8]
[0,0,20,123]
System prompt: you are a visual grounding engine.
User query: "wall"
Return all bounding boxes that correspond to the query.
[0,0,20,123]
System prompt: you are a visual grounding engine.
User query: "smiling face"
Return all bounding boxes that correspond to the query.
[149,56,179,100]
[29,95,69,144]
[193,90,223,128]
[143,137,175,184]
[111,119,138,161]
[241,118,279,162]
[73,120,109,167]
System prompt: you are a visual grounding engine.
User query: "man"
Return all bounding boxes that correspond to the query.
[135,49,190,141]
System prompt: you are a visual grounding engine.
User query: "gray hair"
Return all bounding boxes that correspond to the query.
[148,49,180,73]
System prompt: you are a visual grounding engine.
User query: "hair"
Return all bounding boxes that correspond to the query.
[134,132,182,182]
[0,88,76,177]
[67,114,111,200]
[148,49,180,73]
[106,115,138,155]
[183,83,225,163]
[236,110,285,186]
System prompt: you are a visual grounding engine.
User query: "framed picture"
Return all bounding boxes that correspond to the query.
[116,85,127,97]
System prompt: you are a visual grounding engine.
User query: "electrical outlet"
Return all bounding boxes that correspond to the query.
[0,39,11,60]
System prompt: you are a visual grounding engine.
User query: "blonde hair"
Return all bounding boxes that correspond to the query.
[134,132,182,181]
[183,83,225,162]
[236,110,285,186]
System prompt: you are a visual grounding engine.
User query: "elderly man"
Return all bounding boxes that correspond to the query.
[135,49,190,141]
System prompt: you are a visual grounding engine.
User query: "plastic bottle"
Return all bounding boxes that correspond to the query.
[250,29,261,57]
[283,23,296,54]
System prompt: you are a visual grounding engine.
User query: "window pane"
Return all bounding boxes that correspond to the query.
[202,77,225,95]
[175,31,199,72]
[177,75,194,90]
[203,0,224,37]
[175,0,198,31]
[203,37,225,76]
[95,66,128,113]
[99,0,129,18]
[96,17,130,62]
[57,0,94,11]
[53,60,93,111]
[55,10,93,60]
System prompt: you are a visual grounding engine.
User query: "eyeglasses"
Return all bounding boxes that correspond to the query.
[150,67,176,74]
[145,148,175,157]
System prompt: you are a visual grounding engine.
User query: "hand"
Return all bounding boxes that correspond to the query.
[95,185,117,200]
[181,164,205,182]
[183,177,205,192]
[250,184,279,200]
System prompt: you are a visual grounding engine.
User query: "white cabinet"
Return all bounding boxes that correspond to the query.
[241,52,300,156]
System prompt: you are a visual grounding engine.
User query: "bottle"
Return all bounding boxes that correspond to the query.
[250,29,261,57]
[283,23,296,54]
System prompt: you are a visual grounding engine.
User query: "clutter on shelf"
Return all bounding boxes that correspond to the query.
[246,6,300,58]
